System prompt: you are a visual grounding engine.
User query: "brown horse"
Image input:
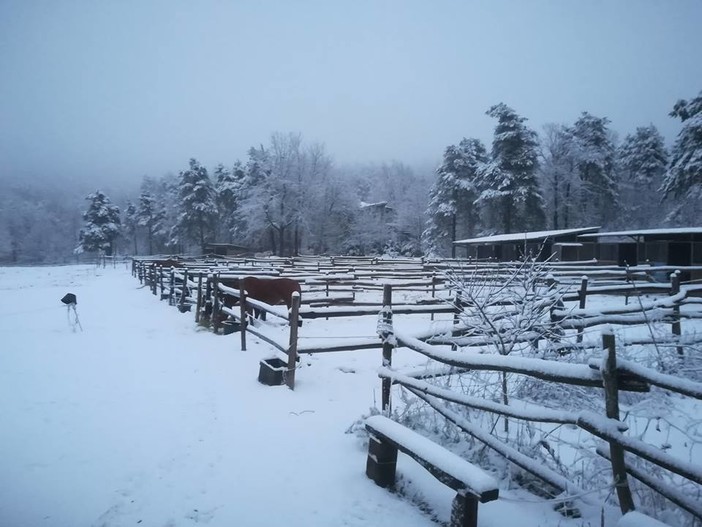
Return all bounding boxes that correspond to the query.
[216,276,301,322]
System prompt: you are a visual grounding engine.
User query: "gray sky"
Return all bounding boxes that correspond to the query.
[1,0,701,186]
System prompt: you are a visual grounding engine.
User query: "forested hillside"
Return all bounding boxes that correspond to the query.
[2,92,700,263]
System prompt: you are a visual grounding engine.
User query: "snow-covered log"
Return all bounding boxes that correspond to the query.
[407,388,588,501]
[394,332,648,391]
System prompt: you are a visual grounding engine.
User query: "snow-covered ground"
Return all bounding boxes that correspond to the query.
[0,264,641,526]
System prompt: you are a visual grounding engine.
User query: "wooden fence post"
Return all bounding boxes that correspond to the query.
[287,292,301,390]
[430,273,437,322]
[201,275,213,326]
[159,266,166,297]
[452,289,463,342]
[179,268,189,311]
[381,284,393,413]
[577,276,588,343]
[168,268,175,305]
[150,266,157,295]
[670,271,682,356]
[211,274,221,334]
[239,283,247,351]
[602,332,636,514]
[195,274,203,324]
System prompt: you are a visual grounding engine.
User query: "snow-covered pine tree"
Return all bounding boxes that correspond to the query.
[478,103,544,234]
[423,138,487,257]
[214,162,246,243]
[571,112,618,227]
[123,201,139,255]
[175,158,218,254]
[617,125,669,228]
[661,90,702,224]
[76,191,121,256]
[234,146,272,252]
[136,190,166,255]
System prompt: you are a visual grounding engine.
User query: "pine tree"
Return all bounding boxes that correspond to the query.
[175,158,218,253]
[618,125,668,228]
[424,138,487,256]
[571,112,618,227]
[478,103,544,233]
[123,201,139,254]
[136,191,166,255]
[661,90,702,224]
[214,162,246,243]
[76,191,121,255]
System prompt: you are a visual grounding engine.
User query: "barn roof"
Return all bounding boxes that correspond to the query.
[579,227,702,240]
[453,226,600,246]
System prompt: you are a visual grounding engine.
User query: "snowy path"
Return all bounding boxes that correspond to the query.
[0,265,602,527]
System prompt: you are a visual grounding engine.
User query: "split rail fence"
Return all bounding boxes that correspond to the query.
[132,256,702,523]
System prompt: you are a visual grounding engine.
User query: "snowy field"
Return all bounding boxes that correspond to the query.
[0,263,663,527]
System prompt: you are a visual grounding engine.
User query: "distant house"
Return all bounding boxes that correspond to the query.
[359,201,395,223]
[453,227,601,261]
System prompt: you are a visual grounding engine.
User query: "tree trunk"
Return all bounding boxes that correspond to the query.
[503,196,513,233]
[451,214,457,259]
[269,228,277,255]
[552,171,560,229]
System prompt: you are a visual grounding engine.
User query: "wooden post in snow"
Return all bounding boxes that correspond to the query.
[601,332,636,514]
[179,268,189,311]
[211,273,221,334]
[577,276,588,343]
[168,268,175,305]
[159,266,166,297]
[430,273,437,322]
[670,271,682,356]
[200,275,213,326]
[195,274,203,324]
[239,283,247,351]
[287,292,301,390]
[381,284,393,413]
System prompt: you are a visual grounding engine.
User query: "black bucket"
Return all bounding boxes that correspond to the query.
[222,320,240,335]
[258,358,287,386]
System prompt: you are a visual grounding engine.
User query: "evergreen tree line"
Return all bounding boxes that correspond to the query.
[1,91,700,263]
[113,132,431,258]
[425,92,702,257]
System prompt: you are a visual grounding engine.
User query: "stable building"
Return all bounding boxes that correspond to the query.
[577,227,702,280]
[453,227,601,261]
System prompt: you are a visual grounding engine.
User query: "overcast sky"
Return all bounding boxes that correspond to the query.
[1,0,701,187]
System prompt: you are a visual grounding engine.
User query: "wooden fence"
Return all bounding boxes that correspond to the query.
[376,280,702,523]
[132,256,702,522]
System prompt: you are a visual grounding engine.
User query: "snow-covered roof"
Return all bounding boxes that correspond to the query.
[579,227,702,239]
[453,227,600,245]
[359,200,390,209]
